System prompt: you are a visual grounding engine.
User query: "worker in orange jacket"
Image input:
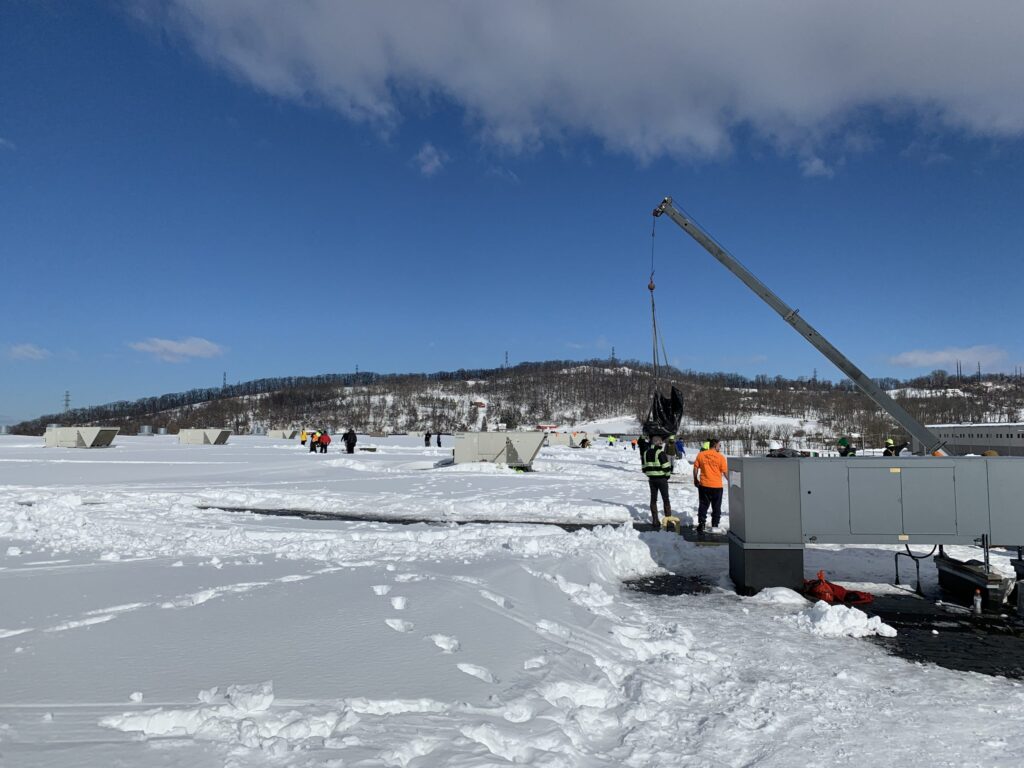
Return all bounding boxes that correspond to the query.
[693,438,728,534]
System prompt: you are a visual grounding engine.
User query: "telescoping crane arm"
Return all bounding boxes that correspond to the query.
[652,196,947,456]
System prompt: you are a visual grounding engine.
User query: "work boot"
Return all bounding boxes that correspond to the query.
[650,505,659,528]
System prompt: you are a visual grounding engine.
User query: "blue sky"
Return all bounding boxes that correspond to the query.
[2,1,1023,423]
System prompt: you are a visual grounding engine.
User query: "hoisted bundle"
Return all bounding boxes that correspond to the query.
[644,385,684,438]
[643,215,685,439]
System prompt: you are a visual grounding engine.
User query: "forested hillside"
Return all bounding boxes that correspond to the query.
[12,360,1024,451]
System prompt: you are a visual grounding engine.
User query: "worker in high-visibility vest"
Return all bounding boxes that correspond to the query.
[642,435,673,527]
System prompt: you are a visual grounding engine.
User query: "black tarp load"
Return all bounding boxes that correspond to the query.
[643,385,684,437]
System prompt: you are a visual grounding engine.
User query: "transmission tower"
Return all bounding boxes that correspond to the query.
[63,391,70,412]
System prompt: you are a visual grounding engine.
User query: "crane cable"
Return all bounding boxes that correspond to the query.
[648,216,671,384]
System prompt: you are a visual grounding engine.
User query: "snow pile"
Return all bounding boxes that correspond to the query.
[100,681,354,755]
[748,586,809,605]
[785,599,897,638]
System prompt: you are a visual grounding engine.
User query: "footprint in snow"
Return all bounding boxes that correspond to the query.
[390,596,407,610]
[535,619,572,639]
[457,663,497,683]
[372,585,392,596]
[385,619,414,633]
[427,634,460,653]
[502,702,535,723]
[479,589,512,609]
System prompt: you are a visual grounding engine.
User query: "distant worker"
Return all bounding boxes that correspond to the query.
[343,428,357,454]
[631,439,638,451]
[300,429,308,446]
[693,438,729,534]
[319,430,331,453]
[310,431,320,453]
[436,432,441,447]
[642,434,673,527]
[701,440,710,452]
[424,431,432,447]
[579,437,591,449]
[837,437,857,457]
[675,437,685,456]
[607,435,617,448]
[882,438,908,457]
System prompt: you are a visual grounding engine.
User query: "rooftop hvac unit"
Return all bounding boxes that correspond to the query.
[453,432,545,469]
[177,428,232,445]
[44,427,119,448]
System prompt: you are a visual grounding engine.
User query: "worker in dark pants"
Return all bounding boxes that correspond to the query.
[343,429,357,454]
[436,432,441,447]
[641,434,673,528]
[693,438,728,534]
[424,431,432,447]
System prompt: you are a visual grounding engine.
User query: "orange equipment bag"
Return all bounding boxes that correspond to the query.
[802,570,873,606]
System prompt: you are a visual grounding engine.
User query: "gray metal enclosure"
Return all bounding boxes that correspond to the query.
[728,456,1024,592]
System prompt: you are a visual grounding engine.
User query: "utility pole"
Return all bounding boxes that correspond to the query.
[222,371,227,389]
[611,346,616,363]
[504,351,508,368]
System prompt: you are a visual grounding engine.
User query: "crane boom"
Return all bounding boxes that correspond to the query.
[652,196,946,456]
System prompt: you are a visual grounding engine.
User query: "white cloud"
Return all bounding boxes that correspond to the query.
[128,336,225,362]
[7,343,51,361]
[0,137,15,151]
[145,1,1024,167]
[799,155,834,178]
[889,345,1007,369]
[414,142,447,176]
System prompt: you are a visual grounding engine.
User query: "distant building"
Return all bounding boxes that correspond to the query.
[913,423,1024,456]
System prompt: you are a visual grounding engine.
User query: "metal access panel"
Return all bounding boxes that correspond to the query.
[799,460,851,536]
[848,467,903,534]
[901,465,957,534]
[987,459,1024,544]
